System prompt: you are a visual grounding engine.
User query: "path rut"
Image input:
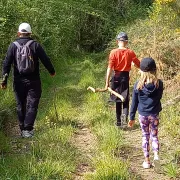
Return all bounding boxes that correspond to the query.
[71,123,97,180]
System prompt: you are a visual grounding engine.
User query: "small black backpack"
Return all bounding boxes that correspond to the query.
[13,40,34,74]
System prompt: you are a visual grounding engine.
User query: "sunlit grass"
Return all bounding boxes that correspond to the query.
[77,61,135,179]
[85,155,132,180]
[159,89,180,178]
[163,163,180,178]
[161,104,180,138]
[0,86,16,126]
[93,123,123,154]
[0,53,179,179]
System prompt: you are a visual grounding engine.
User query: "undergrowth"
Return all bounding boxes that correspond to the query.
[0,0,179,179]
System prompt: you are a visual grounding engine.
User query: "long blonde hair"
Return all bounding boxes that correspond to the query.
[137,70,159,90]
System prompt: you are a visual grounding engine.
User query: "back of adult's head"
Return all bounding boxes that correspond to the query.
[18,23,32,34]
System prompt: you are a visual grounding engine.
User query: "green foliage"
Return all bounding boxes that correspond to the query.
[73,57,136,179]
[117,0,180,80]
[94,123,123,154]
[0,0,153,62]
[0,131,10,153]
[0,86,15,129]
[163,163,180,178]
[0,0,179,179]
[0,104,78,179]
[29,136,77,179]
[85,156,131,180]
[161,102,180,138]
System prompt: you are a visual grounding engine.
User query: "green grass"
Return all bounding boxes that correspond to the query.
[85,155,131,180]
[0,55,129,179]
[159,97,180,178]
[0,53,179,179]
[161,104,180,138]
[0,85,16,126]
[163,163,180,178]
[75,58,136,179]
[0,57,83,179]
[0,0,179,179]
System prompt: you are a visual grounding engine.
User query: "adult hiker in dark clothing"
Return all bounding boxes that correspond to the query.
[1,23,55,137]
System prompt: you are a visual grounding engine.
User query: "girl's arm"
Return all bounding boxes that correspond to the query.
[159,80,163,99]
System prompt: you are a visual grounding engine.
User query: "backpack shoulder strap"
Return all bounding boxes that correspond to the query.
[25,40,34,47]
[13,41,21,49]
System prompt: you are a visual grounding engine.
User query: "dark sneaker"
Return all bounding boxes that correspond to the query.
[116,121,122,127]
[21,130,34,138]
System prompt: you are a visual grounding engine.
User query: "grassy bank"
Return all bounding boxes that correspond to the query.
[0,51,180,179]
[0,54,130,179]
[0,0,179,179]
[0,58,80,179]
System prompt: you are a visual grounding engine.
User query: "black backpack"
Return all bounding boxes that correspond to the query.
[13,40,34,74]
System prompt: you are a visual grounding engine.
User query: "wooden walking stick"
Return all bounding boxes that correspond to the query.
[87,86,125,102]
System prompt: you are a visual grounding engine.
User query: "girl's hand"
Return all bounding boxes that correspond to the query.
[128,120,135,127]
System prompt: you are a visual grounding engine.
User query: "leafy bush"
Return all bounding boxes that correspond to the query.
[116,0,180,80]
[0,0,154,61]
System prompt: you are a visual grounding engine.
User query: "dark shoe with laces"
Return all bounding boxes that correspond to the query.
[116,121,122,127]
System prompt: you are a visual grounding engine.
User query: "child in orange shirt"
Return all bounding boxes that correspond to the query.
[105,32,140,127]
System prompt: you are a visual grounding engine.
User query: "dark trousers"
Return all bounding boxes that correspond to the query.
[110,72,129,123]
[13,80,42,131]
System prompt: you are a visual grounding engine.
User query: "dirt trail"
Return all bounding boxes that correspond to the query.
[118,127,175,180]
[4,111,178,180]
[5,121,97,180]
[70,121,178,180]
[71,123,97,180]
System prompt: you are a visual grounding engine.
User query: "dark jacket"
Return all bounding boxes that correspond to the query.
[2,37,55,81]
[130,80,163,120]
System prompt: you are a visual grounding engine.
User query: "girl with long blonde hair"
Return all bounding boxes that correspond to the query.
[129,57,163,170]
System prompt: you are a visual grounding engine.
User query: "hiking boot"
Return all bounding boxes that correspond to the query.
[21,130,34,138]
[116,121,122,127]
[142,161,151,169]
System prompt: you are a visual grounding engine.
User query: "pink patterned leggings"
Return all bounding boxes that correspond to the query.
[139,114,159,158]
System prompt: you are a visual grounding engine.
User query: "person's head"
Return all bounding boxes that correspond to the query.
[116,32,128,47]
[18,23,32,37]
[137,57,159,90]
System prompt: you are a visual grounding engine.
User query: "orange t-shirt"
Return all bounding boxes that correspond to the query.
[108,48,140,71]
